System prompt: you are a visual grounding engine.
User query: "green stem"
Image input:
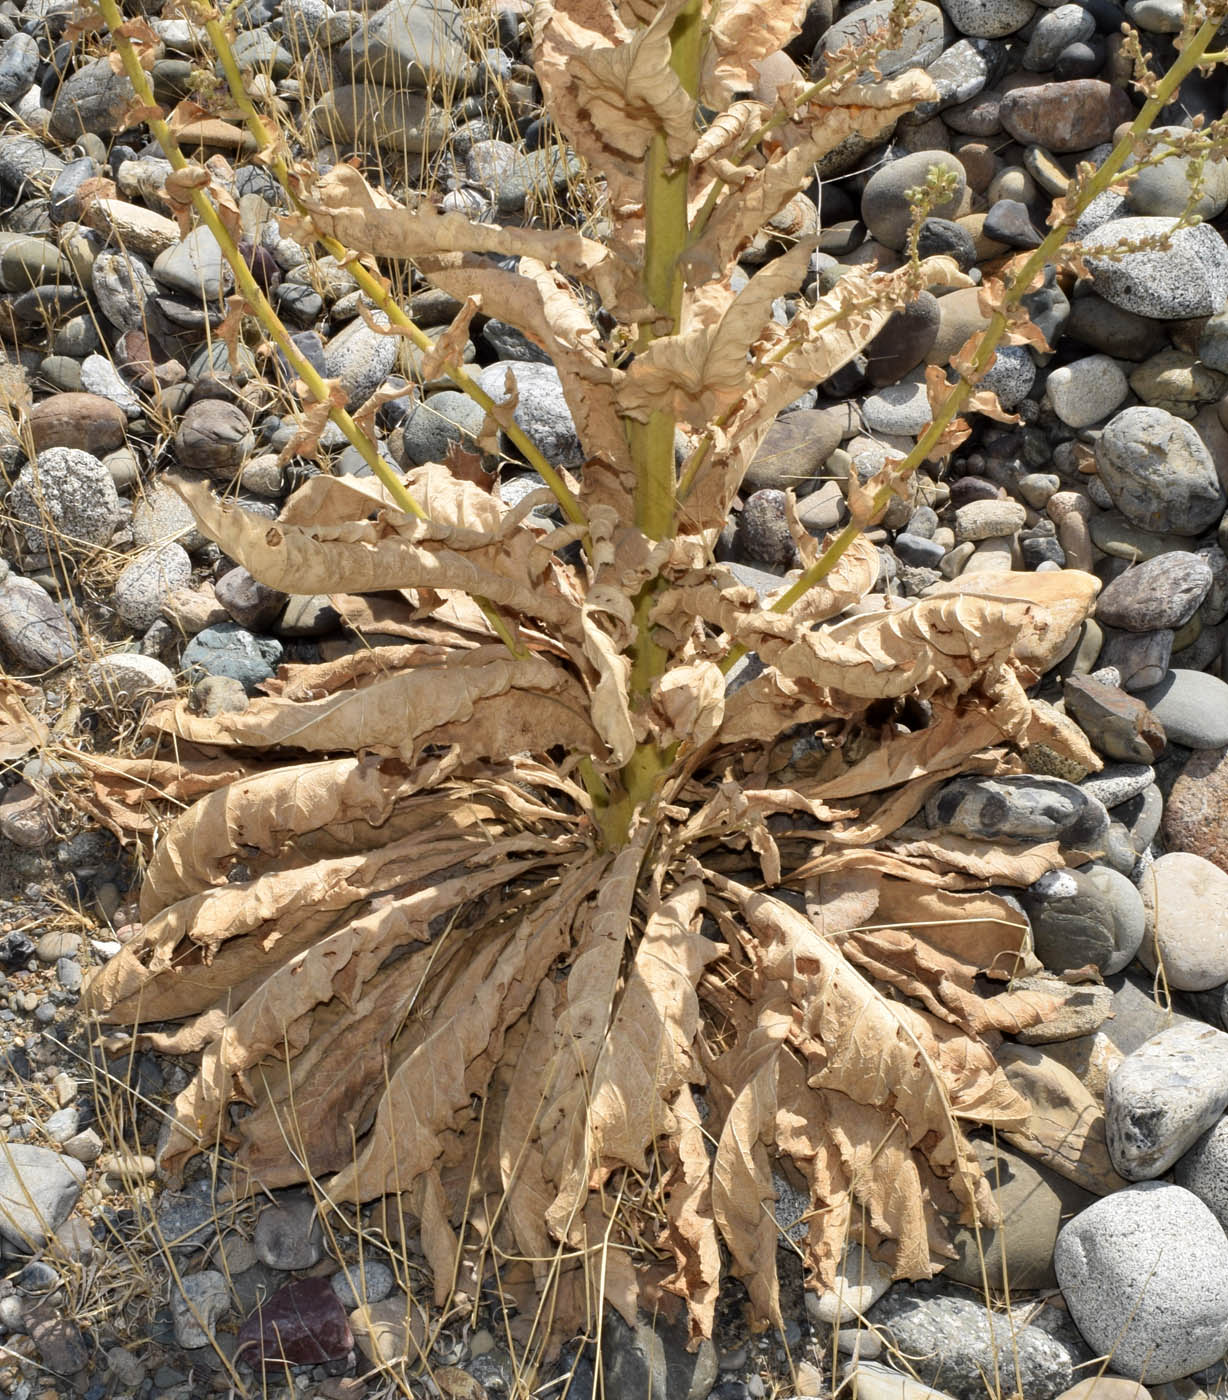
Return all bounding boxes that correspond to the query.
[101,0,429,520]
[611,0,704,836]
[716,8,1227,674]
[204,12,589,538]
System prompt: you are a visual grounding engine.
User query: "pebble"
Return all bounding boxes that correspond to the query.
[10,447,120,555]
[171,1270,230,1348]
[1105,1022,1228,1179]
[1020,866,1142,975]
[1082,219,1228,320]
[745,409,845,491]
[114,543,193,631]
[1080,763,1154,809]
[1097,554,1213,633]
[324,308,400,408]
[999,80,1132,153]
[860,150,966,251]
[329,1260,396,1309]
[182,623,283,693]
[153,225,234,300]
[1045,355,1128,428]
[132,478,208,551]
[1133,669,1228,749]
[0,575,78,670]
[926,774,1109,847]
[866,1285,1075,1400]
[953,497,1025,541]
[0,1145,85,1250]
[1095,407,1225,537]
[1139,852,1228,990]
[473,360,583,468]
[28,392,126,454]
[253,1193,323,1270]
[85,653,176,706]
[805,1243,892,1323]
[1055,1183,1228,1382]
[940,0,1036,38]
[861,377,931,435]
[1163,745,1228,873]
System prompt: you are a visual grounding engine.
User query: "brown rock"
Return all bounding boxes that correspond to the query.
[162,585,227,636]
[1164,744,1228,875]
[1063,673,1166,763]
[1000,80,1134,155]
[29,392,126,454]
[0,781,54,849]
[744,409,846,492]
[174,398,254,480]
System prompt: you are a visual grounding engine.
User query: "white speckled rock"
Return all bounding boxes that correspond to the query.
[113,543,192,631]
[1174,1115,1228,1231]
[1055,1182,1228,1382]
[85,654,175,706]
[1082,218,1228,320]
[1139,852,1228,992]
[10,447,120,555]
[1105,1022,1228,1179]
[861,376,931,435]
[1046,355,1129,428]
[940,0,1036,38]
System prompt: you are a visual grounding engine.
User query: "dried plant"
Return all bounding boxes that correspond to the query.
[76,0,1228,1363]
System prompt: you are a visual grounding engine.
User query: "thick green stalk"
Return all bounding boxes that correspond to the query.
[204,12,588,537]
[613,0,704,833]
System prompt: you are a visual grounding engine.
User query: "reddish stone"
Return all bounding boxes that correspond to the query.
[1164,744,1228,875]
[28,392,126,454]
[1000,81,1134,155]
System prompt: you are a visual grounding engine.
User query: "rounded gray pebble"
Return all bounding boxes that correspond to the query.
[1055,1182,1228,1382]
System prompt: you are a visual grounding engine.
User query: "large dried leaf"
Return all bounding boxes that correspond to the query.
[684,72,938,283]
[717,878,1031,1283]
[172,476,580,636]
[146,647,602,763]
[328,861,605,1203]
[660,1084,721,1341]
[619,239,814,426]
[138,755,455,919]
[158,855,553,1179]
[293,163,629,312]
[0,679,48,761]
[701,0,808,105]
[534,0,691,216]
[588,882,720,1167]
[541,835,647,1240]
[710,995,791,1326]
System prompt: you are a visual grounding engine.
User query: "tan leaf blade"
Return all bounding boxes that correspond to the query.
[589,881,720,1167]
[145,647,602,764]
[171,476,581,636]
[710,994,791,1328]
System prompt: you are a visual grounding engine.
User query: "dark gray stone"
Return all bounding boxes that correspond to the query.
[0,575,77,670]
[925,774,1110,847]
[600,1309,717,1400]
[182,622,283,693]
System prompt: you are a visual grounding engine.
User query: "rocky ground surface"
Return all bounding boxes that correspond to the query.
[3,0,1228,1395]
